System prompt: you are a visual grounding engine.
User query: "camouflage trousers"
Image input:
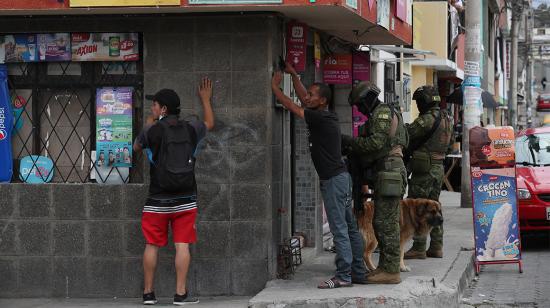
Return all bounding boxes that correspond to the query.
[408,163,444,251]
[373,158,407,273]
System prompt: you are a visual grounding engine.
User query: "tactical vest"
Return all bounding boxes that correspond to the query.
[420,108,453,159]
[367,103,408,160]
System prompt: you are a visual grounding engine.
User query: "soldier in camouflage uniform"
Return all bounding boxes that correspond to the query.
[344,81,408,284]
[404,85,453,259]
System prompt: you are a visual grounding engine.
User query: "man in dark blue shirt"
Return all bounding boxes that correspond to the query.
[271,64,367,288]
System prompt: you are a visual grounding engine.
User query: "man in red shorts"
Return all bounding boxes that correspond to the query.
[134,77,214,305]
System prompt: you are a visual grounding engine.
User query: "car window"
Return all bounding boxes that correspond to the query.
[516,133,550,165]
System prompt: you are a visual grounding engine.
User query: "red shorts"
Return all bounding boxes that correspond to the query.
[141,209,198,246]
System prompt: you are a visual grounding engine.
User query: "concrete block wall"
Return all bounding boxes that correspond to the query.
[0,183,148,298]
[0,13,285,298]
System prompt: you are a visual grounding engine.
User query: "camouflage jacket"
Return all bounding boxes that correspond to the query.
[406,107,453,159]
[351,103,408,165]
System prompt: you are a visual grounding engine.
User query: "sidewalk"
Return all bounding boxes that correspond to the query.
[0,192,475,308]
[249,191,476,308]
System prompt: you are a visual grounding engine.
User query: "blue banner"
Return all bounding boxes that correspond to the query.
[471,167,521,262]
[0,65,13,182]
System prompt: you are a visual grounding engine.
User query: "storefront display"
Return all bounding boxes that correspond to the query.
[96,87,133,168]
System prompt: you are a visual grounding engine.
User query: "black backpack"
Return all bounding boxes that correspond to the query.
[155,119,197,193]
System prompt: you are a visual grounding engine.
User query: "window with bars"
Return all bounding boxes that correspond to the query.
[8,60,144,183]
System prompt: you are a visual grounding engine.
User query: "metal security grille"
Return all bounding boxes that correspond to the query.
[7,60,144,183]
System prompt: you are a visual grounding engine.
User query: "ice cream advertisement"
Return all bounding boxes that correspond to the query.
[469,126,515,167]
[96,87,133,168]
[72,33,139,62]
[471,167,521,262]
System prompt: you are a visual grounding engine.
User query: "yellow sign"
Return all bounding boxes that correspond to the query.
[70,0,180,7]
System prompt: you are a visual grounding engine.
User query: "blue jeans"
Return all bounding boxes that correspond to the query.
[320,172,366,282]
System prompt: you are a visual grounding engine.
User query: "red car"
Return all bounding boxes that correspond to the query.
[536,93,550,111]
[515,126,550,232]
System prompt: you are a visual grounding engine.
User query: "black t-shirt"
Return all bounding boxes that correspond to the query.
[304,109,347,180]
[137,115,206,197]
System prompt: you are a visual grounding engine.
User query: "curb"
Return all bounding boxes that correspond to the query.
[248,249,476,308]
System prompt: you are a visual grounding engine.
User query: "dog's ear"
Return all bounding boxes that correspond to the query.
[416,200,426,216]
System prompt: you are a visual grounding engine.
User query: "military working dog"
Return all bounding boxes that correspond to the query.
[356,198,443,272]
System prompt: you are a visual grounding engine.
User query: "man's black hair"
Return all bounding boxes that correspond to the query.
[313,82,332,103]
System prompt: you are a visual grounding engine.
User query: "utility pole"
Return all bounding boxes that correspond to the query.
[461,0,483,208]
[525,5,534,127]
[509,1,525,129]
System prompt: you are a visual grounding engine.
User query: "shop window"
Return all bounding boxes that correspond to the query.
[8,61,144,183]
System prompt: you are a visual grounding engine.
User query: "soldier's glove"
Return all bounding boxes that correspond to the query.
[341,134,354,156]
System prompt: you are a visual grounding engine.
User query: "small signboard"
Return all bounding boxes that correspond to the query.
[323,54,352,85]
[96,87,133,168]
[3,35,38,63]
[471,167,521,262]
[72,33,139,62]
[37,33,71,62]
[286,22,308,73]
[469,126,515,167]
[469,126,522,274]
[19,155,54,183]
[352,51,370,84]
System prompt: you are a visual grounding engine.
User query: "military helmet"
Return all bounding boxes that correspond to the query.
[348,81,380,107]
[413,85,441,113]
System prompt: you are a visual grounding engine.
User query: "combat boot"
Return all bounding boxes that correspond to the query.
[426,246,443,258]
[403,248,427,259]
[366,270,401,284]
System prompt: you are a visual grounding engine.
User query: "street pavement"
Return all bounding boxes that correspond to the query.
[0,191,478,308]
[249,191,477,308]
[461,233,550,308]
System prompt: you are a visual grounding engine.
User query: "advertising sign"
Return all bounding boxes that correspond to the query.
[96,87,133,168]
[469,126,515,168]
[323,54,352,85]
[286,22,308,73]
[352,52,370,84]
[471,167,521,262]
[0,65,13,182]
[70,0,180,7]
[37,33,71,62]
[19,155,54,183]
[3,35,38,63]
[72,33,139,62]
[314,32,321,69]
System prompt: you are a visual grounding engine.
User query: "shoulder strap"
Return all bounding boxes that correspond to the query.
[411,111,441,152]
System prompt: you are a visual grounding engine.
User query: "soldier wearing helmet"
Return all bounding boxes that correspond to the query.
[404,85,454,260]
[344,81,408,284]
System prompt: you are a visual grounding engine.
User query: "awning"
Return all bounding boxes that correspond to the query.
[447,87,499,108]
[360,45,436,55]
